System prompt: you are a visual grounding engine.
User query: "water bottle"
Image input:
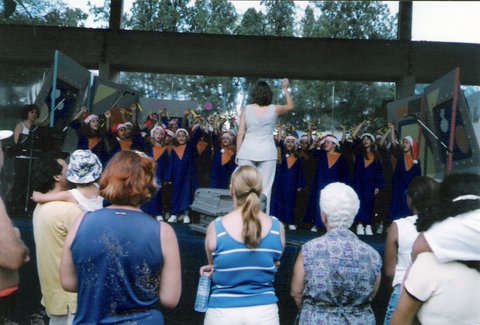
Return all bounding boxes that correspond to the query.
[194,273,211,312]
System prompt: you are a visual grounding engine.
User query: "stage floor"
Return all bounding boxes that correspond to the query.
[11,218,389,324]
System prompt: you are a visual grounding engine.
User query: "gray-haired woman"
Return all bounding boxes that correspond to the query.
[290,182,382,324]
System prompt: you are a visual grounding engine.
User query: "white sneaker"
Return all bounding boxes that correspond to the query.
[182,215,191,224]
[288,224,297,230]
[310,226,318,232]
[167,215,177,223]
[156,215,163,221]
[356,224,365,235]
[365,225,373,235]
[376,224,384,235]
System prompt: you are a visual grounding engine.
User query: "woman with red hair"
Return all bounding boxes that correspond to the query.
[60,151,181,324]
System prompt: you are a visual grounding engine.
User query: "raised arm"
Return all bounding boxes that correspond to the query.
[158,222,181,309]
[352,120,368,139]
[275,78,294,116]
[72,106,87,122]
[236,108,246,153]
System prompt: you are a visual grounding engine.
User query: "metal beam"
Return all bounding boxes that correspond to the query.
[1,24,479,85]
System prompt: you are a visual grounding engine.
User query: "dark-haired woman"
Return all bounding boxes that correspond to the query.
[391,173,480,325]
[383,176,439,324]
[351,124,384,235]
[69,106,110,167]
[236,79,293,214]
[60,151,181,324]
[11,104,40,211]
[199,165,285,325]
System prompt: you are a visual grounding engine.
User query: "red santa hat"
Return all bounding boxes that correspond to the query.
[175,128,189,138]
[403,135,419,163]
[221,129,236,139]
[150,126,164,138]
[84,113,98,125]
[320,134,340,147]
[165,129,175,137]
[361,133,376,143]
[111,123,126,134]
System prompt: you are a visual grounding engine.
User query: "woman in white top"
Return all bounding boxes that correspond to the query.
[236,79,293,214]
[13,104,39,145]
[383,176,439,324]
[391,173,480,325]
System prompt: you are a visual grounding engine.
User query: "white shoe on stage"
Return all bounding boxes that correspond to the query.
[310,226,318,232]
[156,215,163,221]
[182,215,191,224]
[356,224,365,235]
[365,225,373,236]
[168,215,177,223]
[288,224,297,230]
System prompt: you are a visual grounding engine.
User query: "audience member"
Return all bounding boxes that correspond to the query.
[0,197,29,323]
[383,176,439,324]
[32,149,103,212]
[391,173,480,325]
[32,151,83,324]
[60,150,181,324]
[200,165,285,325]
[291,182,382,324]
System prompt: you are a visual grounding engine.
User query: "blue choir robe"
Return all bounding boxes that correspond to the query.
[352,153,384,224]
[141,144,171,216]
[70,119,110,168]
[167,130,201,215]
[270,152,306,225]
[388,153,421,220]
[208,146,236,189]
[303,150,350,228]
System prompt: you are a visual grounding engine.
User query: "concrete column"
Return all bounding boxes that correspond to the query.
[98,62,119,82]
[398,1,413,41]
[396,74,416,99]
[109,0,124,31]
[397,1,414,99]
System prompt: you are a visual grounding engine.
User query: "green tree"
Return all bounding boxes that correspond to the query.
[291,1,397,130]
[313,1,396,39]
[235,8,266,36]
[187,0,237,34]
[125,0,190,31]
[262,0,295,37]
[0,0,88,26]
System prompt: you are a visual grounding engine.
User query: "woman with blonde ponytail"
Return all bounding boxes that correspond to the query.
[199,165,285,325]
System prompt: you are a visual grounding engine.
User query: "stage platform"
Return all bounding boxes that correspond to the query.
[10,218,389,324]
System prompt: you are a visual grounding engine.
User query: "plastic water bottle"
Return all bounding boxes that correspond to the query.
[194,273,211,312]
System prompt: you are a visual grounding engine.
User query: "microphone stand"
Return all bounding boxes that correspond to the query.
[410,114,452,155]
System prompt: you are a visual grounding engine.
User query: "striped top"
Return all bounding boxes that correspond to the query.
[208,216,283,308]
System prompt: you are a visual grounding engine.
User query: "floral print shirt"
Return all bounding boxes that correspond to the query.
[298,227,382,325]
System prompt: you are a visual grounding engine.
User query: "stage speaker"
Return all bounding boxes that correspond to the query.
[189,187,267,234]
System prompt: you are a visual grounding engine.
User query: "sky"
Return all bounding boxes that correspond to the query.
[73,1,480,44]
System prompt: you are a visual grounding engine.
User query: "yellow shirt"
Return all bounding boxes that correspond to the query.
[32,201,82,315]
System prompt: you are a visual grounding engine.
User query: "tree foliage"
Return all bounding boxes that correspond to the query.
[0,0,87,26]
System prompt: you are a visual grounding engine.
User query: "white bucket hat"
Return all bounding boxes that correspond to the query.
[67,150,103,184]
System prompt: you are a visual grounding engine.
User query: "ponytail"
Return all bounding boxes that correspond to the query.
[231,166,263,249]
[242,190,261,249]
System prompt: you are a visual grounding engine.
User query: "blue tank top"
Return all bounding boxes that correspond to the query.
[71,208,164,324]
[209,216,283,308]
